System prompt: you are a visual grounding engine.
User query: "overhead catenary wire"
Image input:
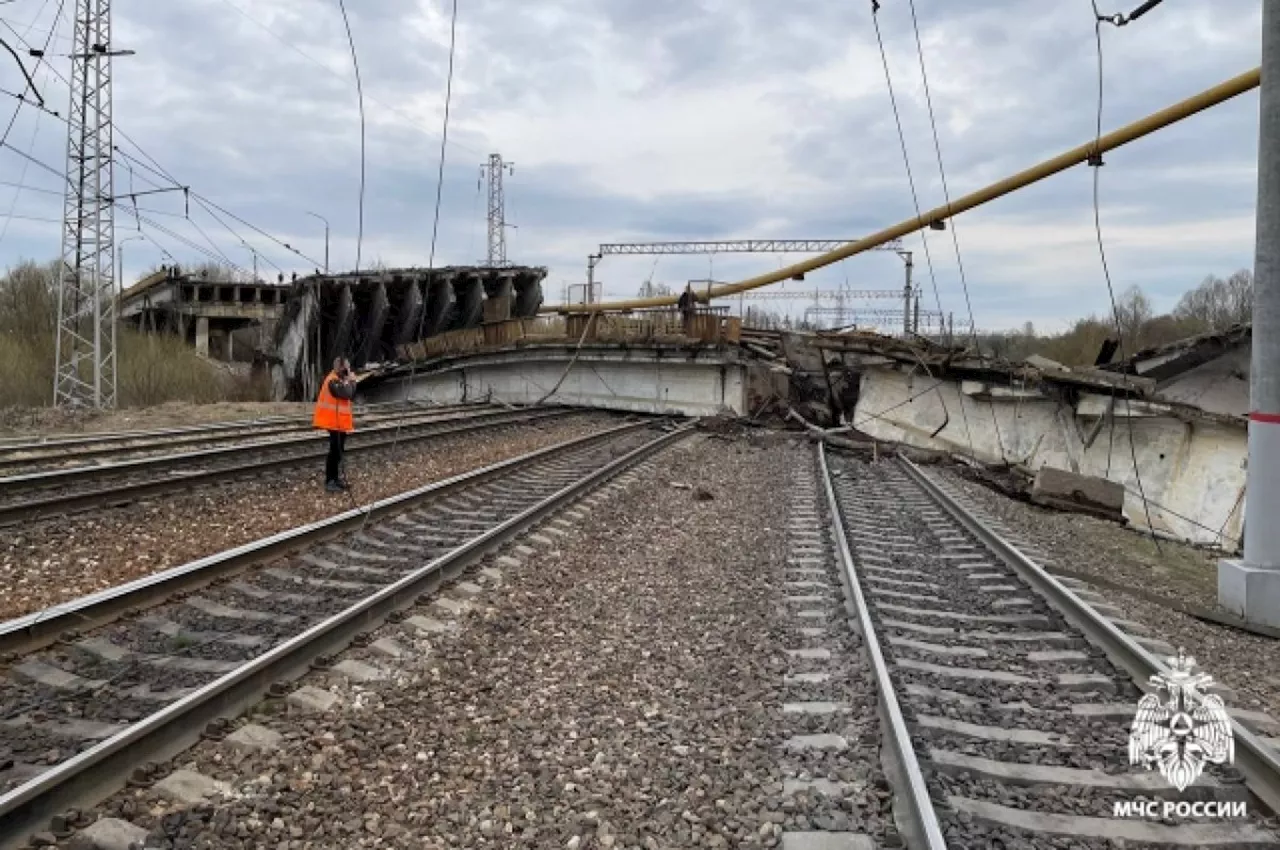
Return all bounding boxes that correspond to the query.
[337,0,365,273]
[0,21,322,274]
[869,1,978,463]
[905,0,1010,466]
[346,0,460,528]
[210,0,485,160]
[1091,0,1162,550]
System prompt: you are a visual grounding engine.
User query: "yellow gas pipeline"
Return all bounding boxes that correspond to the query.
[547,66,1260,314]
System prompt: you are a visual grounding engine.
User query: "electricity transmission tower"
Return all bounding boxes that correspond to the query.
[480,153,514,267]
[54,0,128,408]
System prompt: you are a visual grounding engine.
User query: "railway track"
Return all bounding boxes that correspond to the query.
[0,417,688,847]
[0,402,488,475]
[817,446,1280,849]
[0,406,578,527]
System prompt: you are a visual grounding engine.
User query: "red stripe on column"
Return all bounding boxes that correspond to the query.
[1250,411,1280,424]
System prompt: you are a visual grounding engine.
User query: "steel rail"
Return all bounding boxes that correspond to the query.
[815,443,947,850]
[0,408,576,527]
[0,420,688,847]
[0,400,436,452]
[897,456,1280,815]
[0,402,488,473]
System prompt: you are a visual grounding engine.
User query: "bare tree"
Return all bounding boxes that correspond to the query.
[636,281,674,298]
[1113,285,1153,350]
[1174,269,1252,331]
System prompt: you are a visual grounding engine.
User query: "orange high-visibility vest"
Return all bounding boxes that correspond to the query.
[313,371,354,433]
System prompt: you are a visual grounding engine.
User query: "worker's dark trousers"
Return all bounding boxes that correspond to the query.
[325,431,347,483]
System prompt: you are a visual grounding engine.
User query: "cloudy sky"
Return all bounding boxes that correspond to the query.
[0,0,1263,332]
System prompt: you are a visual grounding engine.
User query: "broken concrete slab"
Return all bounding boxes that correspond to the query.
[1030,465,1125,521]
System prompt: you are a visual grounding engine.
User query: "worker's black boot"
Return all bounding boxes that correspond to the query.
[325,480,343,493]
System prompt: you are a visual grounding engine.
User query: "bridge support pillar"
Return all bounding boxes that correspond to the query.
[195,317,209,358]
[1220,0,1280,628]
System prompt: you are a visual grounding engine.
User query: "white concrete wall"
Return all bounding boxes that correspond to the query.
[855,368,1245,547]
[371,351,747,418]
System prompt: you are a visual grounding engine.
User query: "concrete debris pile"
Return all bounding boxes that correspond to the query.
[734,323,1253,550]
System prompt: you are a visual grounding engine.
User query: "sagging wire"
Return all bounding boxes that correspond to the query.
[1092,0,1162,551]
[345,0,460,532]
[905,0,1010,466]
[869,1,978,462]
[337,0,366,273]
[0,30,312,277]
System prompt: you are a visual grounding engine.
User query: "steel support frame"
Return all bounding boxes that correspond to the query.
[54,0,116,409]
[483,153,513,268]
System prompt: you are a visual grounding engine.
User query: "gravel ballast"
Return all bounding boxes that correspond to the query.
[59,436,892,849]
[939,467,1280,722]
[0,412,618,621]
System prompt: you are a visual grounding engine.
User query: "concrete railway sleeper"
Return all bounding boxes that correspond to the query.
[818,445,1280,849]
[0,402,488,475]
[0,407,582,527]
[0,418,689,848]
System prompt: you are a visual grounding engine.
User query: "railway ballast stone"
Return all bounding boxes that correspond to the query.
[1029,466,1124,520]
[75,817,150,850]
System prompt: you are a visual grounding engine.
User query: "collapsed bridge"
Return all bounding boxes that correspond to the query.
[272,265,546,400]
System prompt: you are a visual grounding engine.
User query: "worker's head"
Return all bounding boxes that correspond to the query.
[333,356,350,376]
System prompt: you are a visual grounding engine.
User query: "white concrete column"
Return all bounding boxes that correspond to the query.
[1219,0,1280,627]
[195,317,210,358]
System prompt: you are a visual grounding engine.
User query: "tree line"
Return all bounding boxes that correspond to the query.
[976,270,1253,366]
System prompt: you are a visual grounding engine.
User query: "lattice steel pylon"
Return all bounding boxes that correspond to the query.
[53,0,118,408]
[480,152,513,267]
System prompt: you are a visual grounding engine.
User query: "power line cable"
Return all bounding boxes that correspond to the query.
[0,21,321,273]
[0,0,63,149]
[869,1,978,462]
[346,0,461,526]
[210,0,485,159]
[1092,0,1162,550]
[904,0,1010,466]
[337,0,365,273]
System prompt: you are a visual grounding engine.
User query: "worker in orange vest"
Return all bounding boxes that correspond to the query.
[314,356,357,492]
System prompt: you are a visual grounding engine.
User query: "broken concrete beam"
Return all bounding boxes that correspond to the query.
[1030,466,1125,521]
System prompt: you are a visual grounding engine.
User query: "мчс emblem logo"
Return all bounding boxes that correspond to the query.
[1128,649,1234,792]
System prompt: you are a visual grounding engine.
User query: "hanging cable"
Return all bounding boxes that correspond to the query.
[337,0,365,273]
[869,1,978,462]
[0,22,319,275]
[0,0,63,149]
[339,0,459,529]
[905,0,1010,466]
[1092,0,1162,549]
